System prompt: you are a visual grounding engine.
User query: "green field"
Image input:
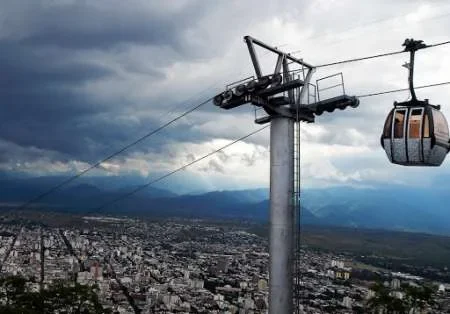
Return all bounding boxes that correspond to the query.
[248,224,450,273]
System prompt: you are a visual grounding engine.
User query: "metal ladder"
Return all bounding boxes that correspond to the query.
[293,120,302,314]
[292,69,305,314]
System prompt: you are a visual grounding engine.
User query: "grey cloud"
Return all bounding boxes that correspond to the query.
[0,44,113,89]
[1,0,450,187]
[209,159,224,173]
[240,149,265,167]
[0,0,221,167]
[0,0,302,169]
[185,153,196,163]
[0,138,67,172]
[1,1,211,52]
[216,151,230,163]
[198,159,225,174]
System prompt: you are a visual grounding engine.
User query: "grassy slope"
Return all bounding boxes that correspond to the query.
[249,224,450,269]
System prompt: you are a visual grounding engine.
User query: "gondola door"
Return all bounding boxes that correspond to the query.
[406,108,424,163]
[391,108,408,163]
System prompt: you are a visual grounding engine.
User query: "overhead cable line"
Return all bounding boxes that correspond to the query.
[92,125,269,212]
[70,81,450,213]
[311,11,450,53]
[286,9,450,57]
[315,40,450,68]
[17,96,213,211]
[14,40,450,211]
[427,40,450,48]
[90,81,450,212]
[357,81,450,98]
[315,49,405,68]
[287,40,450,69]
[14,40,289,213]
[18,79,450,211]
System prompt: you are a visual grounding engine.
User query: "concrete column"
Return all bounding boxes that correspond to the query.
[269,116,294,314]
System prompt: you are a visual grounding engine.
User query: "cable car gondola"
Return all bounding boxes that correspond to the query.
[381,39,450,166]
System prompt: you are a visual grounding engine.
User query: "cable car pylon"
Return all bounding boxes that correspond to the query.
[213,36,359,314]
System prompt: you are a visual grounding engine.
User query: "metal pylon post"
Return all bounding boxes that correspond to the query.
[269,116,294,314]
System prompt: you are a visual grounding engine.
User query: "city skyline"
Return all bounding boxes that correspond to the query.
[0,213,448,313]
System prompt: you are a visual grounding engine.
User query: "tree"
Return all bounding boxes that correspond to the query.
[0,276,110,313]
[366,281,435,314]
[366,282,407,314]
[402,283,434,314]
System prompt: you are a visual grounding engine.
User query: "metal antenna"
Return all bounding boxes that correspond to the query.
[213,35,359,314]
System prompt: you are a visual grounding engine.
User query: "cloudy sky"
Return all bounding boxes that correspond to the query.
[1,0,450,193]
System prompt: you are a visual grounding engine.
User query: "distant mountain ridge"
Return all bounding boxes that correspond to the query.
[1,175,449,235]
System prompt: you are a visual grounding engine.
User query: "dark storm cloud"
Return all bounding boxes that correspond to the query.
[0,0,293,171]
[2,0,450,187]
[0,39,115,160]
[1,1,211,53]
[0,0,217,167]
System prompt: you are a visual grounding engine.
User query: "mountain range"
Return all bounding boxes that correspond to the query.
[0,175,449,235]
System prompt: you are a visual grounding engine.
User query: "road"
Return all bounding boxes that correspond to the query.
[0,226,22,272]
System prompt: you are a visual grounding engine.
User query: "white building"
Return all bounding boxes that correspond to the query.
[342,296,353,309]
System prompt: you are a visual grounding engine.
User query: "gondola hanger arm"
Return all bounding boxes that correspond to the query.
[402,38,427,103]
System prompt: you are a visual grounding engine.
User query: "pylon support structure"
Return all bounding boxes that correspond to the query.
[213,36,360,314]
[269,116,294,314]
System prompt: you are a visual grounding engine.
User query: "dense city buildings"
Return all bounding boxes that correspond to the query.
[0,215,449,313]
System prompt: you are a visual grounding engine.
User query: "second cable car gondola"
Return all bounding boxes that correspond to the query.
[381,101,449,166]
[380,39,450,166]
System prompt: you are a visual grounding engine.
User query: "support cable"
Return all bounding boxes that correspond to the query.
[16,97,213,211]
[316,49,405,68]
[316,40,450,68]
[287,40,450,70]
[356,81,450,98]
[12,40,289,213]
[91,126,269,212]
[12,36,450,213]
[286,8,450,59]
[12,80,450,212]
